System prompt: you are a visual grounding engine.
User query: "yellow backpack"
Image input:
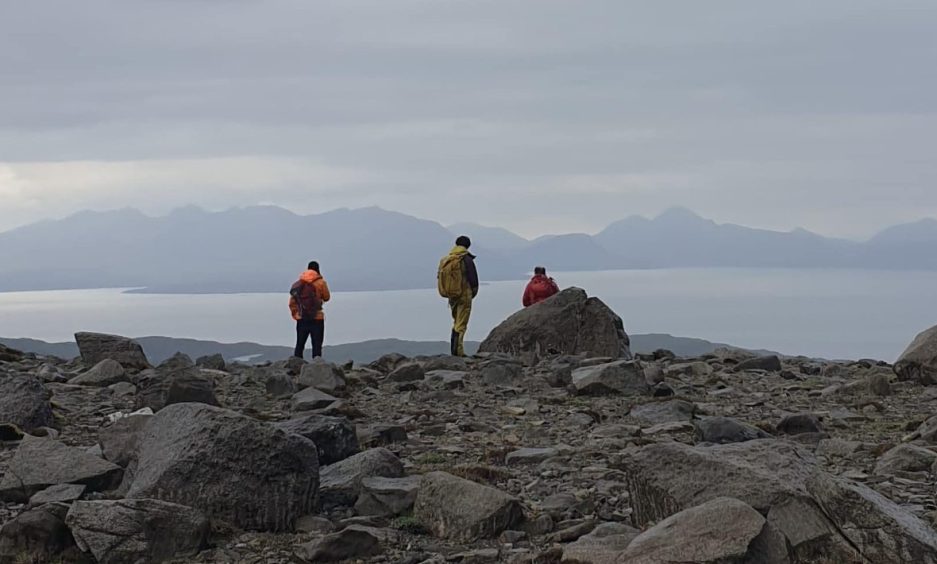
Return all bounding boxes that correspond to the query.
[437,254,465,299]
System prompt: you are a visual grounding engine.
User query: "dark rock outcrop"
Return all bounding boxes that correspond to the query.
[479,288,631,359]
[275,414,359,465]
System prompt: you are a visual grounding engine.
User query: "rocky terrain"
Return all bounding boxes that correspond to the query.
[2,287,937,563]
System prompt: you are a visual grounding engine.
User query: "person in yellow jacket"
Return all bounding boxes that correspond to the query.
[438,236,479,356]
[289,261,331,359]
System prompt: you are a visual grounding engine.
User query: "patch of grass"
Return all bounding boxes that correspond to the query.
[392,514,428,535]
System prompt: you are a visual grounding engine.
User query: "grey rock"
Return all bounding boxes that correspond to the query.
[0,436,123,502]
[69,359,127,387]
[136,366,218,412]
[265,371,296,398]
[66,499,209,564]
[562,522,640,564]
[619,439,937,562]
[866,372,893,396]
[735,355,783,372]
[275,414,360,465]
[630,399,697,425]
[99,413,153,467]
[694,416,770,444]
[664,361,713,378]
[0,503,82,564]
[778,413,824,436]
[369,353,408,374]
[320,448,404,508]
[618,497,782,564]
[295,525,382,562]
[156,352,194,371]
[480,362,522,385]
[388,363,426,383]
[28,484,86,508]
[506,447,560,466]
[126,403,319,531]
[196,353,226,371]
[425,370,467,389]
[0,374,53,432]
[895,324,937,385]
[299,360,347,393]
[75,332,150,371]
[296,515,336,534]
[358,423,408,447]
[414,471,524,541]
[479,287,632,359]
[572,360,648,396]
[292,387,339,412]
[354,475,422,517]
[874,444,937,476]
[420,355,468,372]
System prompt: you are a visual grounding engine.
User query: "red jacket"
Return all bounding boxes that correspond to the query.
[523,275,559,307]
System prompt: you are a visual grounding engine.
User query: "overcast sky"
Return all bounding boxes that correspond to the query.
[1,0,936,238]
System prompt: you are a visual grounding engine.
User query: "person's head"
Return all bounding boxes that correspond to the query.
[534,266,546,276]
[307,261,320,273]
[455,235,471,249]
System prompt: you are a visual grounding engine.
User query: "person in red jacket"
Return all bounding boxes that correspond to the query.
[523,266,560,307]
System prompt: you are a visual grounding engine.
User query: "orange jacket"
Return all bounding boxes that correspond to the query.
[289,270,331,321]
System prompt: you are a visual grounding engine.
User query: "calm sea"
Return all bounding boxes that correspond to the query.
[1,268,935,361]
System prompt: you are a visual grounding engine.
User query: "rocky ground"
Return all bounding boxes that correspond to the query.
[2,289,937,563]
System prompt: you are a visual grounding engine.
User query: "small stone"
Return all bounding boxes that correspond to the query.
[299,360,346,394]
[506,447,560,466]
[295,525,383,562]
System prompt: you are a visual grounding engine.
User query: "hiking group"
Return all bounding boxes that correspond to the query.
[289,236,559,359]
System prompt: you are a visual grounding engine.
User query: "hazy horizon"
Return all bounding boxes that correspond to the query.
[4,202,937,243]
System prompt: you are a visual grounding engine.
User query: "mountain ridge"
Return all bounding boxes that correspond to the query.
[1,205,935,294]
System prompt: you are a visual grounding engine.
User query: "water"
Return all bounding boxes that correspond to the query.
[1,268,935,361]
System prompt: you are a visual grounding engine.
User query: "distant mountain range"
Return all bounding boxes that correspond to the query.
[1,205,935,293]
[0,333,768,365]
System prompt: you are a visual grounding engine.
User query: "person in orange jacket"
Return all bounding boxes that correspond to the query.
[523,266,559,307]
[289,261,331,359]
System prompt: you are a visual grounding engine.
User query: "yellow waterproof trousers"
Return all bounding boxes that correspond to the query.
[449,292,473,356]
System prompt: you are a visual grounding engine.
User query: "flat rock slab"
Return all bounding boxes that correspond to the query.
[126,403,319,532]
[66,499,209,564]
[355,475,422,517]
[292,387,339,412]
[618,497,779,564]
[28,484,87,508]
[0,436,123,503]
[320,448,405,509]
[69,359,128,387]
[572,360,648,396]
[414,471,524,542]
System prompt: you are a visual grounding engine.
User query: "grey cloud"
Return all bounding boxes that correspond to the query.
[1,0,936,237]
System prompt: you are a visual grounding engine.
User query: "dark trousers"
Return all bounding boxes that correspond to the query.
[295,318,325,359]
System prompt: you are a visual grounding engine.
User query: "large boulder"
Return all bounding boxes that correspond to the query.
[478,288,632,359]
[275,414,360,465]
[319,448,404,509]
[99,413,154,468]
[299,360,346,394]
[69,359,128,387]
[0,436,123,502]
[896,325,937,385]
[66,499,209,564]
[135,366,218,412]
[0,374,54,432]
[617,497,788,564]
[126,403,319,531]
[75,332,150,371]
[617,439,937,563]
[414,471,524,542]
[874,444,937,476]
